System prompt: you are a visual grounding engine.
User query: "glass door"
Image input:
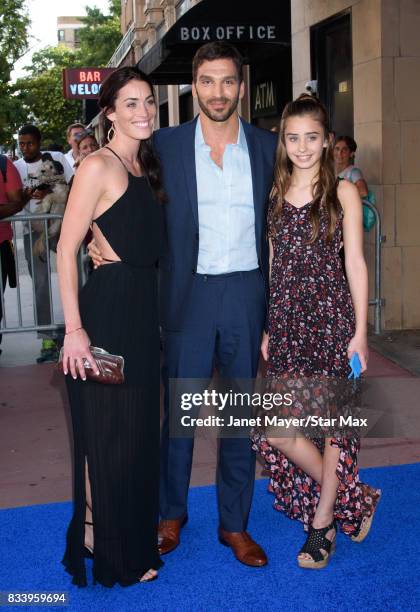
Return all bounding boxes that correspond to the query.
[311,12,353,137]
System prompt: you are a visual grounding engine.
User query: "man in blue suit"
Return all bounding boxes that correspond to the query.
[155,42,277,567]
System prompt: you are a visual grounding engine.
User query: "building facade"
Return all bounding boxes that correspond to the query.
[107,0,420,331]
[57,16,85,50]
[291,0,420,331]
[108,0,292,129]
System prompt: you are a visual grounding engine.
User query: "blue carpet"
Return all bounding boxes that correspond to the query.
[1,463,419,612]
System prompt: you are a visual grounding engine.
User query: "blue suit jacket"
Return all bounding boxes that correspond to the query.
[154,116,277,331]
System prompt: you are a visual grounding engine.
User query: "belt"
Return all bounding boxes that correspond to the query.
[194,268,260,281]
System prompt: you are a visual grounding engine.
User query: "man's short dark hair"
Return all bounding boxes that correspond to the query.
[192,42,244,83]
[18,124,42,142]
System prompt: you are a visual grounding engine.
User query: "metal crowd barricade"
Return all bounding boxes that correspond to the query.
[1,209,384,335]
[364,202,385,335]
[0,214,87,335]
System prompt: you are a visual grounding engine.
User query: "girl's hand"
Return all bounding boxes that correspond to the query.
[261,332,269,361]
[61,328,99,380]
[347,334,368,372]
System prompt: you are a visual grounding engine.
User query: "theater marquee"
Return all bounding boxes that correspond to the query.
[62,68,115,99]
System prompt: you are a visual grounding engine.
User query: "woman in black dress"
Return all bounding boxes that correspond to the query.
[57,67,164,587]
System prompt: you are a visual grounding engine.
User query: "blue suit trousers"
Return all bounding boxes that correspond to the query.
[160,269,266,532]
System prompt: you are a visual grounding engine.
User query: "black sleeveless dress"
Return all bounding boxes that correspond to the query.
[62,150,163,587]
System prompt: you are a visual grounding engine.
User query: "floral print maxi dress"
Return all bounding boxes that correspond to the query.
[252,197,381,537]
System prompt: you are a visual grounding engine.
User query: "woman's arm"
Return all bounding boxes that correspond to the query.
[355,178,369,199]
[339,179,369,371]
[261,237,274,361]
[349,166,369,199]
[57,156,106,379]
[0,189,23,218]
[0,160,24,217]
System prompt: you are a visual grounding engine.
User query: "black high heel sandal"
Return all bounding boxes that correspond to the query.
[297,520,336,569]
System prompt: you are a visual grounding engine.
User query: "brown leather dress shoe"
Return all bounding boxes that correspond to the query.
[219,529,268,567]
[158,516,188,555]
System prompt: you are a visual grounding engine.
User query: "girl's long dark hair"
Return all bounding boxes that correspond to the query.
[272,94,339,243]
[99,66,166,203]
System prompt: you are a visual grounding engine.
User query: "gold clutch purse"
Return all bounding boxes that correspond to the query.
[58,346,125,385]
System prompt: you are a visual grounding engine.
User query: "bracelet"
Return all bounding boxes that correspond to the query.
[65,326,83,335]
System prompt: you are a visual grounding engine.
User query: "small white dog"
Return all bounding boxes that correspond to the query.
[29,153,69,257]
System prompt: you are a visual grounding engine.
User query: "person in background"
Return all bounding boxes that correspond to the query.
[68,130,99,256]
[64,123,85,174]
[0,154,23,356]
[14,124,73,363]
[68,130,100,186]
[74,130,99,165]
[334,135,369,199]
[46,143,64,153]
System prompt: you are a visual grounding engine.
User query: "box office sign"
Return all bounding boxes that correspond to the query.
[62,68,115,99]
[252,81,278,118]
[177,24,281,43]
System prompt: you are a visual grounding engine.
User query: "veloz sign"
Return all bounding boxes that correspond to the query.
[177,24,281,42]
[62,68,115,99]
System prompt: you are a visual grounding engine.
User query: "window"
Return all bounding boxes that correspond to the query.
[57,29,65,42]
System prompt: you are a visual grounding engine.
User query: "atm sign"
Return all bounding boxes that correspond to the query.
[62,68,115,99]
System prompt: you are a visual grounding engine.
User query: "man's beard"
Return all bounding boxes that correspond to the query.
[196,92,240,123]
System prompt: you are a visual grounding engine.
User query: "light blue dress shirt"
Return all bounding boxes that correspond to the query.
[195,117,258,275]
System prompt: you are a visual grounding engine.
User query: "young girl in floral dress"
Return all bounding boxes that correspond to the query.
[252,95,381,569]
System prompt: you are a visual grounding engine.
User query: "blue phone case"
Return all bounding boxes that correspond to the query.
[348,353,362,379]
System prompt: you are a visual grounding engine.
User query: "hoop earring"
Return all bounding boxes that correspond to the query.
[107,122,115,141]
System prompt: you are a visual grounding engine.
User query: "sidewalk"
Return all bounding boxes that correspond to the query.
[1,240,63,367]
[368,329,420,377]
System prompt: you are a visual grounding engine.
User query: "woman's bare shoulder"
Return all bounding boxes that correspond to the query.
[77,148,121,177]
[337,179,362,218]
[337,178,359,202]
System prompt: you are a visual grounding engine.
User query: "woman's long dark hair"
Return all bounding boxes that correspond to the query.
[99,66,166,203]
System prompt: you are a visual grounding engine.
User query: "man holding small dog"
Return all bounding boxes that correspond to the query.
[14,124,72,363]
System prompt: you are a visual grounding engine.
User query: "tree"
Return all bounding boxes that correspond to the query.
[77,0,122,66]
[0,0,30,145]
[12,0,123,147]
[13,47,83,147]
